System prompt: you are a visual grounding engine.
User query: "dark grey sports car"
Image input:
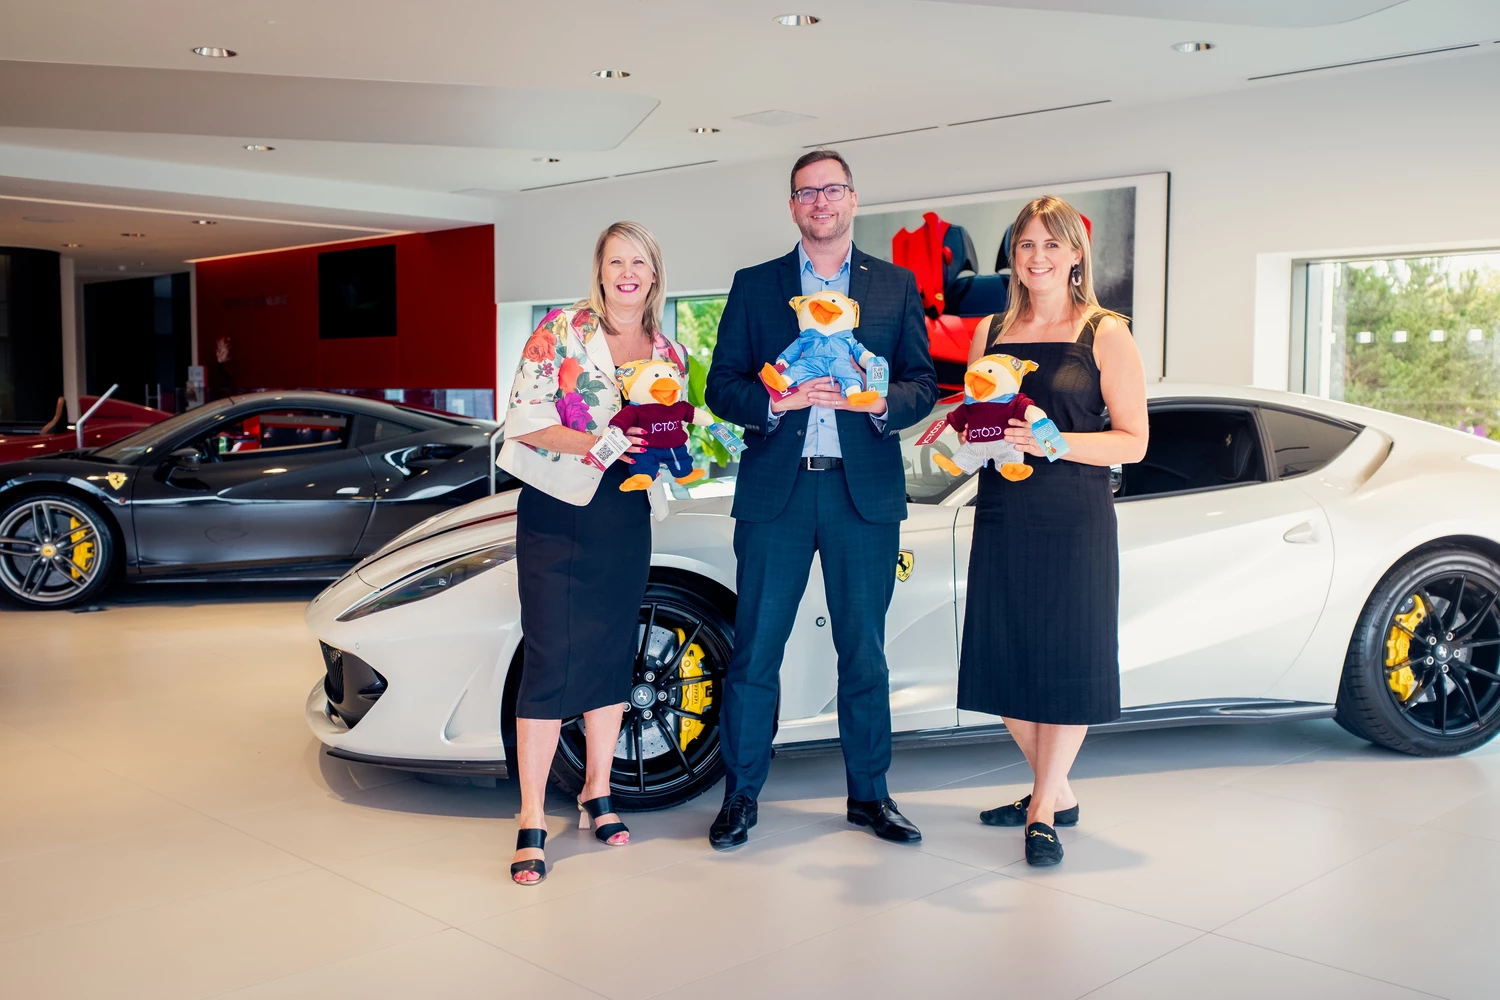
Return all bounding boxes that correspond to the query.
[0,391,513,608]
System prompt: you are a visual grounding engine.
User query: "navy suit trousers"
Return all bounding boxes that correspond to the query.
[722,468,900,802]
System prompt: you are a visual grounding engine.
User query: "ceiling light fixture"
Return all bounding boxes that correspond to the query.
[1171,41,1214,53]
[692,127,721,134]
[192,46,237,58]
[243,144,274,151]
[775,14,820,26]
[531,156,561,163]
[61,243,82,248]
[120,232,146,238]
[592,69,630,79]
[191,219,218,225]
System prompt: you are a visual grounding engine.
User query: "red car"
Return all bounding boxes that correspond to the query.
[0,396,170,464]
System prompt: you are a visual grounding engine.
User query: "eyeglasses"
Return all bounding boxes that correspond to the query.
[792,183,853,205]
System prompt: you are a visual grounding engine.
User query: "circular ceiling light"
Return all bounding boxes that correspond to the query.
[774,14,820,26]
[692,127,721,134]
[243,144,275,151]
[191,219,218,225]
[531,156,561,163]
[22,215,73,223]
[61,243,82,248]
[120,232,147,238]
[592,69,630,79]
[192,46,237,58]
[1171,41,1214,52]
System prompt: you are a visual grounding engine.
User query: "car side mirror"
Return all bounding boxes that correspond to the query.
[169,446,204,469]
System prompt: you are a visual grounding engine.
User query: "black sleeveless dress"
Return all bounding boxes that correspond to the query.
[956,314,1121,725]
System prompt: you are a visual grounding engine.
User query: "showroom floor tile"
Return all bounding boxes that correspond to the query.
[1,585,1495,999]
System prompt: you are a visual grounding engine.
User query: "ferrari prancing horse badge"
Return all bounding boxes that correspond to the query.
[895,550,914,582]
[106,472,127,490]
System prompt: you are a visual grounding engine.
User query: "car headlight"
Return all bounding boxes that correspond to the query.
[336,543,516,622]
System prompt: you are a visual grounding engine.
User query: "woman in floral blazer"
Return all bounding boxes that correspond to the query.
[497,221,687,885]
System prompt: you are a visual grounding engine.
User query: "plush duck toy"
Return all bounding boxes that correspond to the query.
[760,290,887,406]
[609,358,713,492]
[931,353,1048,482]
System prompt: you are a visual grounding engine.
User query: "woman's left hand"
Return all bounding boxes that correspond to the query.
[1003,418,1045,457]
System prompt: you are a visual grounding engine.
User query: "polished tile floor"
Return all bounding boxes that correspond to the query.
[3,585,1499,999]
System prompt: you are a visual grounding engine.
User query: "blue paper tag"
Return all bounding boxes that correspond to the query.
[865,357,889,397]
[708,421,747,458]
[1031,416,1070,462]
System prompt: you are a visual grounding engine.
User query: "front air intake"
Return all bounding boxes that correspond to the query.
[319,642,387,728]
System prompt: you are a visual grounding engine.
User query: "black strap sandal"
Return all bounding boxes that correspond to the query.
[980,794,1079,828]
[579,796,630,845]
[511,828,547,885]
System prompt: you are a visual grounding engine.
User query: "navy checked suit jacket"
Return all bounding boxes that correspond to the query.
[705,245,938,524]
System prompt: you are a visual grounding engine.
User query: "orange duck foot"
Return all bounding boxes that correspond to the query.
[999,462,1033,482]
[932,453,963,477]
[844,390,879,407]
[760,363,790,393]
[619,474,654,492]
[675,468,707,485]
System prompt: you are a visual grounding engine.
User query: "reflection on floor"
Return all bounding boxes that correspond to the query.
[2,585,1498,999]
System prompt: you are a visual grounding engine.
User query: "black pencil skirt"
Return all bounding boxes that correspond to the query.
[514,460,651,720]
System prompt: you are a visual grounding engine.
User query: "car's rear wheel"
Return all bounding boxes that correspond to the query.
[1336,547,1500,756]
[0,493,115,608]
[549,578,731,811]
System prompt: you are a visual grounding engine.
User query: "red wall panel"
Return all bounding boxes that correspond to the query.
[195,225,494,395]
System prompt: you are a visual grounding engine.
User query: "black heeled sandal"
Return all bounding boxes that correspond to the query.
[511,828,547,885]
[578,795,630,845]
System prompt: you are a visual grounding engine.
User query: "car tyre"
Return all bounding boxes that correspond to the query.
[548,578,732,811]
[1336,547,1500,756]
[0,492,116,609]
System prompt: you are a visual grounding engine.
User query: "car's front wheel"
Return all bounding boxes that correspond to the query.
[549,578,732,811]
[1337,547,1500,756]
[0,492,115,608]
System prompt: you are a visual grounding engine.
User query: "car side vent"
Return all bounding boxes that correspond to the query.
[319,642,387,729]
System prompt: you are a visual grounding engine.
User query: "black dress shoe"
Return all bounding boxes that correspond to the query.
[847,797,922,844]
[709,792,757,850]
[980,795,1080,828]
[1025,822,1063,867]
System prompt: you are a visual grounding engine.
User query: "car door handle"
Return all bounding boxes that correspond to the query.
[1283,522,1319,544]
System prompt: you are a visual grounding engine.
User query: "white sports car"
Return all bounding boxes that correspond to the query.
[305,384,1500,810]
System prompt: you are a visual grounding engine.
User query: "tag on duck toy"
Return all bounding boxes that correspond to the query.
[707,421,747,458]
[1031,416,1070,461]
[865,356,889,397]
[584,426,633,471]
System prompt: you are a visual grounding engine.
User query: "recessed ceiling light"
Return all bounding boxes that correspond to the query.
[191,219,218,225]
[1171,41,1214,53]
[775,14,820,26]
[243,144,275,151]
[692,127,721,134]
[592,69,631,79]
[193,46,237,58]
[531,156,561,163]
[120,232,146,238]
[61,243,82,248]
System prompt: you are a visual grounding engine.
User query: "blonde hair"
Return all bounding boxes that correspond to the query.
[577,221,665,336]
[997,196,1127,338]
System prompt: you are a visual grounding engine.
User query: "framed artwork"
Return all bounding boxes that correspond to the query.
[854,172,1169,385]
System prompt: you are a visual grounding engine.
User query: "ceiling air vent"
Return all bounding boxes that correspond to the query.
[519,176,610,192]
[734,110,817,127]
[1248,42,1481,81]
[949,99,1111,128]
[803,125,939,148]
[615,160,717,178]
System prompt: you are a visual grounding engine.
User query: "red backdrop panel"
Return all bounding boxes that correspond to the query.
[195,225,495,395]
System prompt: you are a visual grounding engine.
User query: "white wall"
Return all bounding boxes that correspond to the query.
[493,48,1500,388]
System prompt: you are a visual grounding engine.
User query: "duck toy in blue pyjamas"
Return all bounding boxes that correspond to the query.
[759,290,888,406]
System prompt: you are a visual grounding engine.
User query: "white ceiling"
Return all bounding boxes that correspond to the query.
[0,0,1495,274]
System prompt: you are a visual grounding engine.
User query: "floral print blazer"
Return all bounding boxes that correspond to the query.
[497,306,685,505]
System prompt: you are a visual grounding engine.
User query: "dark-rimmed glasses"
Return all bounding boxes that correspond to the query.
[792,183,853,205]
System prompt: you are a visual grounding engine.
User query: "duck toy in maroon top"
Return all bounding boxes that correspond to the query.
[924,353,1070,482]
[609,358,717,492]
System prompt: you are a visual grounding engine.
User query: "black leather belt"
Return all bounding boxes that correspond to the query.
[800,456,843,471]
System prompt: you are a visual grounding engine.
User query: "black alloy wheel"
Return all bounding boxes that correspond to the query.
[550,579,732,811]
[0,493,115,608]
[1337,548,1500,756]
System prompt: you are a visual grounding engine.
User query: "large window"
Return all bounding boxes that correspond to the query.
[1293,252,1500,440]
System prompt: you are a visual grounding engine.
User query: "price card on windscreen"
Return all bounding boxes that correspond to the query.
[914,418,949,447]
[584,426,632,471]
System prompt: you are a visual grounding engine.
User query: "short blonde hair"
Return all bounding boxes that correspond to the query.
[577,221,665,336]
[998,196,1126,337]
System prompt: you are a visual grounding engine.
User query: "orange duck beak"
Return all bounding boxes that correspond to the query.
[964,371,996,400]
[808,299,843,325]
[649,378,680,406]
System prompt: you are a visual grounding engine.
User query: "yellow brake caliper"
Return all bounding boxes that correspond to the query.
[674,627,712,751]
[1386,595,1426,701]
[67,516,94,580]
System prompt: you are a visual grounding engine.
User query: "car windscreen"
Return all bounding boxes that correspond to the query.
[92,398,238,462]
[903,399,971,504]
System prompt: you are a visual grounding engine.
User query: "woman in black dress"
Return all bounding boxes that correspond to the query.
[957,196,1148,867]
[498,221,687,884]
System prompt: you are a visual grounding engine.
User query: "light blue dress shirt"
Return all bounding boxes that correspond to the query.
[767,242,885,457]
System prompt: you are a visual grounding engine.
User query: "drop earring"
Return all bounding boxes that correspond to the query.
[1070,263,1082,287]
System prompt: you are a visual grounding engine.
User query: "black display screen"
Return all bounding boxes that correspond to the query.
[318,244,396,339]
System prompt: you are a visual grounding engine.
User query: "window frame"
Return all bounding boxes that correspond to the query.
[1111,399,1276,505]
[187,406,357,462]
[1254,402,1364,482]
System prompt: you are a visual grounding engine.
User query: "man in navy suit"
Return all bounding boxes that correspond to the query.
[704,150,938,848]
